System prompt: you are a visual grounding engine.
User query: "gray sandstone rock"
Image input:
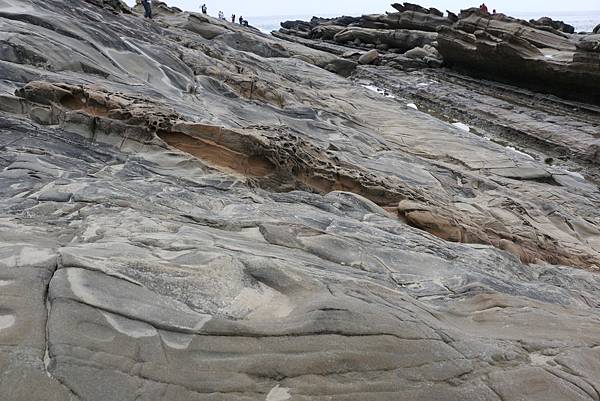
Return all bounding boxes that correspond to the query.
[358,49,380,64]
[1,1,600,401]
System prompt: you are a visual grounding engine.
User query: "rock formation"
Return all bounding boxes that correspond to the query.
[530,16,576,34]
[1,1,600,401]
[437,10,600,104]
[278,4,600,104]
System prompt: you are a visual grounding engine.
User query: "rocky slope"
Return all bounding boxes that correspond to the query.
[278,4,600,104]
[1,1,600,400]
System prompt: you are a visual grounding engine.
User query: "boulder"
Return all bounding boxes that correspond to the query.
[280,20,313,32]
[133,0,181,16]
[311,15,362,27]
[310,24,346,40]
[455,14,575,51]
[404,46,431,59]
[447,10,458,23]
[324,58,358,76]
[530,16,575,34]
[404,44,441,60]
[437,26,600,104]
[334,27,437,52]
[358,49,379,64]
[429,7,444,17]
[368,11,451,32]
[391,2,431,14]
[576,34,600,52]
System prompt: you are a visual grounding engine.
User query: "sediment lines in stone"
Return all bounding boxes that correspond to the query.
[2,1,600,400]
[9,80,600,269]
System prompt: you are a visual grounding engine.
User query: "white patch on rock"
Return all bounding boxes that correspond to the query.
[225,285,293,320]
[362,84,382,93]
[406,103,418,110]
[0,314,15,330]
[558,168,586,181]
[67,268,98,305]
[0,280,12,287]
[452,122,470,132]
[266,385,291,401]
[530,352,554,366]
[160,330,195,350]
[566,171,585,180]
[505,146,535,160]
[0,246,55,268]
[81,224,102,241]
[362,84,394,98]
[102,312,157,338]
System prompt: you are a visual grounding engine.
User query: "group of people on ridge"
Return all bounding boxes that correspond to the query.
[203,4,249,26]
[140,1,248,26]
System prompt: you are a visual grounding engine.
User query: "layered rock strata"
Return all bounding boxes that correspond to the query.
[437,10,600,104]
[1,1,600,401]
[277,3,600,104]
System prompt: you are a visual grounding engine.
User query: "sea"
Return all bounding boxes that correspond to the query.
[250,10,600,34]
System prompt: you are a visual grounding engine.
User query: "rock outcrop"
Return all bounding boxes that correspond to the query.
[278,5,600,105]
[530,16,576,34]
[333,27,437,52]
[1,1,600,401]
[437,10,600,104]
[278,2,449,60]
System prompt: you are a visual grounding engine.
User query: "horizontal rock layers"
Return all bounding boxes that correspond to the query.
[1,1,600,401]
[277,4,600,104]
[437,11,600,104]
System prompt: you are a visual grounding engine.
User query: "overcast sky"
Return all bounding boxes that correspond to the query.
[131,1,600,18]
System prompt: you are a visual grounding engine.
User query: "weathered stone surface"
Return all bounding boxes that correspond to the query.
[358,49,379,64]
[437,18,600,104]
[455,13,576,51]
[362,11,451,32]
[530,16,576,34]
[1,1,600,400]
[333,27,437,52]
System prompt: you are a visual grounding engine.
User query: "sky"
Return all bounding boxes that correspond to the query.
[130,1,600,18]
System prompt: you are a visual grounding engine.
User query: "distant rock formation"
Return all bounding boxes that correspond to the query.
[437,9,600,104]
[530,16,576,34]
[277,3,600,104]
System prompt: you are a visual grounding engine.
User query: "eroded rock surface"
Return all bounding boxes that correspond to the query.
[1,1,600,401]
[437,9,600,104]
[278,4,600,105]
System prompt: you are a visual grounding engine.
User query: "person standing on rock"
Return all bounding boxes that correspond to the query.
[141,0,152,19]
[239,15,243,24]
[201,3,207,14]
[231,14,236,23]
